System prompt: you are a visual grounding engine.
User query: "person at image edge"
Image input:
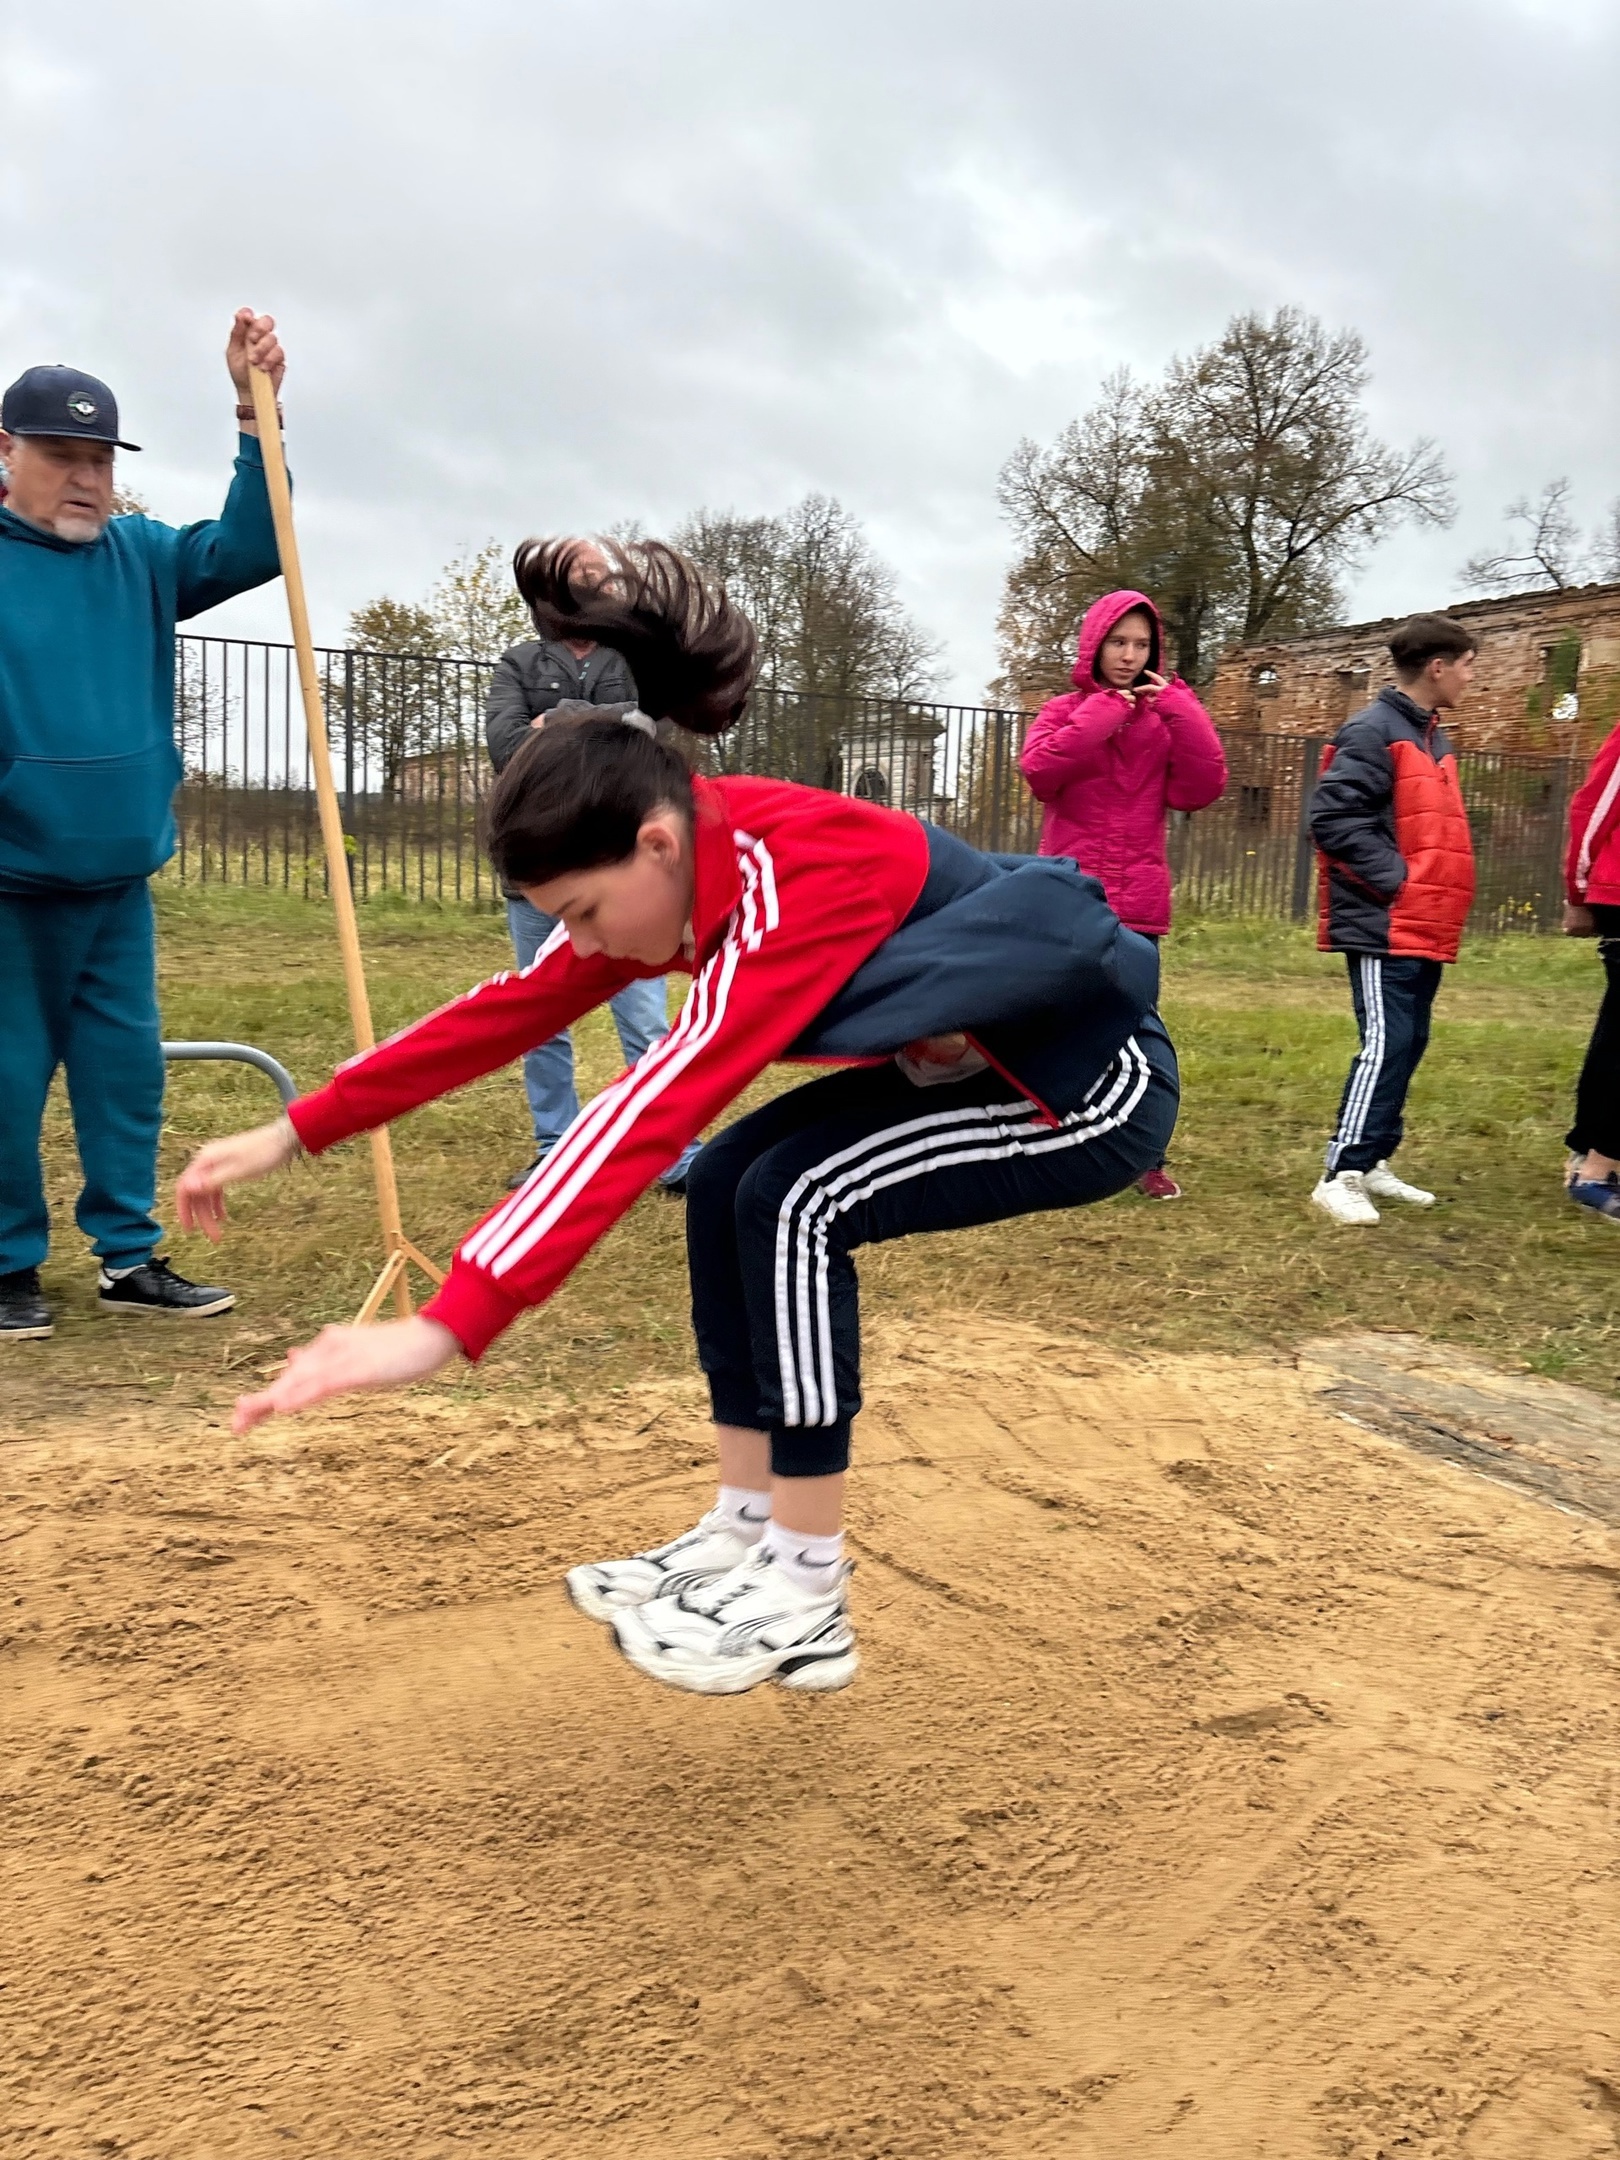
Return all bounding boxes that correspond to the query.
[0,312,286,1340]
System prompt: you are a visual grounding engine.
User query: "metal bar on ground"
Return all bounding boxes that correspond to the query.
[162,1041,299,1109]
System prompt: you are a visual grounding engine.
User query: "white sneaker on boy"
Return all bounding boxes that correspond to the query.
[611,1546,859,1696]
[1363,1160,1436,1207]
[1310,1171,1381,1226]
[565,1509,758,1624]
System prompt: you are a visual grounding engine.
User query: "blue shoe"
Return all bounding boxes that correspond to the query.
[1569,1176,1620,1223]
[657,1139,704,1197]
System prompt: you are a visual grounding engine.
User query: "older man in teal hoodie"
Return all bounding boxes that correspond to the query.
[0,309,286,1340]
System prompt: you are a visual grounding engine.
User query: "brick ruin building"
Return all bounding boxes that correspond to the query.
[1206,580,1620,759]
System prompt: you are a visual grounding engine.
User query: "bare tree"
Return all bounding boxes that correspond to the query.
[675,496,942,782]
[426,540,532,663]
[345,544,532,796]
[995,372,1149,705]
[994,309,1454,703]
[1160,309,1453,644]
[1462,477,1583,595]
[676,495,940,700]
[349,596,438,654]
[346,596,442,797]
[994,370,1237,703]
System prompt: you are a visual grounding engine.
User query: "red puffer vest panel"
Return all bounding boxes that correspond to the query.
[1387,740,1474,960]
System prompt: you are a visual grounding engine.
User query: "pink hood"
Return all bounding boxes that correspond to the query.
[1072,590,1163,695]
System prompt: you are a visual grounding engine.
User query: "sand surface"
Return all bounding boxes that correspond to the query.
[3,1315,1618,2160]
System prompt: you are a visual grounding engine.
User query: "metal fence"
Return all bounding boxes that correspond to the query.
[169,635,1578,933]
[1165,730,1577,934]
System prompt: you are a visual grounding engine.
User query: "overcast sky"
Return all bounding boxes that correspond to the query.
[3,0,1615,697]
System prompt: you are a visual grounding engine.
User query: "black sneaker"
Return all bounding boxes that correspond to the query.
[0,1267,53,1341]
[505,1150,552,1192]
[97,1257,235,1319]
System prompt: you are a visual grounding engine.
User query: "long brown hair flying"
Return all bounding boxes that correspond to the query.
[512,536,756,738]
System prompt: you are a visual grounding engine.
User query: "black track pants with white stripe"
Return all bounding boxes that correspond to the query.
[1325,954,1444,1174]
[1566,909,1620,1160]
[685,1030,1179,1477]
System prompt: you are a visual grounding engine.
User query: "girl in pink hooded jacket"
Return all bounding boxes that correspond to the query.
[1019,589,1226,1195]
[1020,590,1227,935]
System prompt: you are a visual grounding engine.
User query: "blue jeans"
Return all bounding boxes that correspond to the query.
[506,897,701,1181]
[0,881,165,1275]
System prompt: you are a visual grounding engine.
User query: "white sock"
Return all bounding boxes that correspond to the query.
[716,1485,770,1541]
[761,1516,844,1596]
[100,1262,144,1282]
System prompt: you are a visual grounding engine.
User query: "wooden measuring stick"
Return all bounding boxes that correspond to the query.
[246,366,444,1319]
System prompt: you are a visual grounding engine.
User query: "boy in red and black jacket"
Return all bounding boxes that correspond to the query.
[1308,614,1477,1225]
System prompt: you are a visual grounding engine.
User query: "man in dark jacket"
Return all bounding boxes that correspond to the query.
[484,615,698,1192]
[484,632,637,771]
[1308,613,1477,1226]
[0,311,286,1340]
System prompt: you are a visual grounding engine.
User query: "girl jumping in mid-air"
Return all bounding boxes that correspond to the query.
[177,540,1178,1696]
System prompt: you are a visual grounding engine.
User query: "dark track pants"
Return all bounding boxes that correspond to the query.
[686,1031,1179,1477]
[1325,953,1444,1175]
[1566,905,1620,1160]
[0,881,165,1276]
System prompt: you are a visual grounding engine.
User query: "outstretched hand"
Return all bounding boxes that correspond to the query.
[1133,670,1169,700]
[232,1316,461,1435]
[176,1118,301,1243]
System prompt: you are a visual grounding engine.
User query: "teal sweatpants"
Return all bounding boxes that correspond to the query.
[0,881,165,1275]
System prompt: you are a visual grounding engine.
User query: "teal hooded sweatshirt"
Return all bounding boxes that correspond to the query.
[0,434,281,892]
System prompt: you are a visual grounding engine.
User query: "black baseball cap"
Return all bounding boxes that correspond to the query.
[1,365,140,451]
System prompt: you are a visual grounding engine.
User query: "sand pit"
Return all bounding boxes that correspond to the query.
[3,1315,1618,2159]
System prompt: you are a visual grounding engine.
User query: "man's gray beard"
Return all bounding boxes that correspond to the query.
[49,511,108,543]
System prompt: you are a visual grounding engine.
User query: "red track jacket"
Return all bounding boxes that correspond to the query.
[1566,720,1620,908]
[287,776,931,1359]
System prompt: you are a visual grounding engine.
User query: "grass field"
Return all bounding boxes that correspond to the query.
[18,881,1618,1433]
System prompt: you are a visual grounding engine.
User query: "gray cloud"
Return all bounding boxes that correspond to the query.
[2,0,1614,694]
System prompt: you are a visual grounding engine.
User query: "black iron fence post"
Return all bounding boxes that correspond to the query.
[342,649,356,824]
[1543,755,1576,931]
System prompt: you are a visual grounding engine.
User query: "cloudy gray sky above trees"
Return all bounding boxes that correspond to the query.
[2,0,1614,696]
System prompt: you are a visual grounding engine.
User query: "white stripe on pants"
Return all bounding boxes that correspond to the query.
[1327,955,1387,1173]
[774,1040,1152,1427]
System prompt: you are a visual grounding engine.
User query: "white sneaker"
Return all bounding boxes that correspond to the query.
[564,1509,758,1624]
[1363,1160,1435,1207]
[1311,1171,1381,1226]
[611,1546,859,1696]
